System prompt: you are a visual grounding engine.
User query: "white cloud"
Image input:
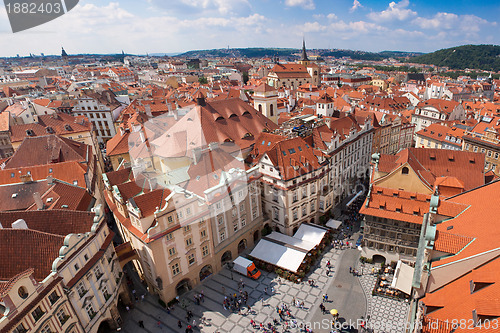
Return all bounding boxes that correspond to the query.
[412,12,492,32]
[368,0,417,22]
[327,13,338,20]
[285,0,315,10]
[350,0,363,13]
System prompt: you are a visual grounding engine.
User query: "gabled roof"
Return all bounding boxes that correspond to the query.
[360,186,466,224]
[0,179,93,212]
[9,113,92,143]
[5,135,90,168]
[152,97,277,158]
[376,148,485,193]
[258,136,324,181]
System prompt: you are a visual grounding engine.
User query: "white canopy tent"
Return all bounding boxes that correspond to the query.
[293,223,327,244]
[266,232,316,252]
[249,239,306,273]
[326,219,342,230]
[391,261,415,295]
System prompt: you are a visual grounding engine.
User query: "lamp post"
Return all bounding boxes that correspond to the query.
[226,262,235,280]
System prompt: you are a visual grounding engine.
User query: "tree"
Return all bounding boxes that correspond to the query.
[198,76,208,84]
[242,72,249,85]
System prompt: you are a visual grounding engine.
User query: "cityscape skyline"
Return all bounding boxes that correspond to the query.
[0,0,499,57]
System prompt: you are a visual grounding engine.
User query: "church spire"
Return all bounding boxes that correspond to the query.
[301,38,309,61]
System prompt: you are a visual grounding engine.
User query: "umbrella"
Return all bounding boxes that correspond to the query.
[330,309,338,315]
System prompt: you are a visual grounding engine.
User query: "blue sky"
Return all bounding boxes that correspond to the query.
[0,0,498,57]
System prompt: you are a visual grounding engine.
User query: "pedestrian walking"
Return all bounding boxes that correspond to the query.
[192,319,196,327]
[141,294,145,301]
[271,286,275,294]
[138,320,144,328]
[125,306,130,312]
[264,287,268,294]
[222,286,226,295]
[178,320,182,328]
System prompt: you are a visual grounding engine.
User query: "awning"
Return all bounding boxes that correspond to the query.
[391,261,415,295]
[293,223,327,244]
[326,219,342,230]
[266,231,317,252]
[249,239,307,273]
[346,190,363,208]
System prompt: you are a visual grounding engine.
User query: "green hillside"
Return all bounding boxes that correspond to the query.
[410,44,500,71]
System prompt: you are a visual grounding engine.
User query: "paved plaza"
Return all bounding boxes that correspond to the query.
[356,262,410,333]
[116,245,344,333]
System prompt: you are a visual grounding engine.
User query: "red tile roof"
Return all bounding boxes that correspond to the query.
[5,135,90,168]
[433,231,474,254]
[0,229,63,281]
[9,113,92,143]
[376,148,485,193]
[360,186,467,224]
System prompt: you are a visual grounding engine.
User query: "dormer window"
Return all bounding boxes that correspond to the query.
[26,129,35,136]
[46,127,54,134]
[64,124,72,131]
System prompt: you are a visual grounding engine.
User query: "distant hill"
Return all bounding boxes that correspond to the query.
[409,44,500,71]
[175,48,422,61]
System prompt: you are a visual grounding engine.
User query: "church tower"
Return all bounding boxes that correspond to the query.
[253,83,278,124]
[298,39,310,67]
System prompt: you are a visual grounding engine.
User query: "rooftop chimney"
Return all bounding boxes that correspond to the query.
[145,104,152,117]
[192,147,202,165]
[47,175,54,185]
[33,192,44,210]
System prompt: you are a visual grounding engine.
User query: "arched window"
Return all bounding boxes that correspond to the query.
[270,104,274,116]
[402,166,409,174]
[258,104,262,113]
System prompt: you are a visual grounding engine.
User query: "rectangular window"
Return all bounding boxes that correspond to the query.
[32,306,44,322]
[200,229,207,238]
[232,208,237,217]
[166,233,173,241]
[218,215,224,225]
[186,207,191,216]
[85,303,95,319]
[56,308,69,326]
[167,216,173,224]
[94,265,103,280]
[293,209,298,220]
[13,323,27,333]
[188,253,195,265]
[183,225,191,232]
[216,202,221,210]
[233,222,238,232]
[241,218,246,227]
[252,211,258,220]
[40,325,51,333]
[202,245,209,257]
[48,291,59,305]
[171,263,180,276]
[311,201,315,212]
[220,230,226,241]
[186,238,192,246]
[240,203,245,211]
[76,282,87,297]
